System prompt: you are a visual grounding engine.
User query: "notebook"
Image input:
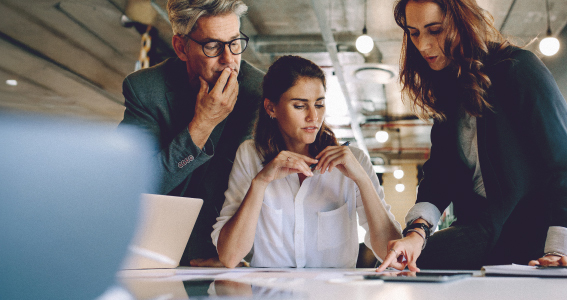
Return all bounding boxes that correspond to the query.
[121,193,203,269]
[482,264,567,277]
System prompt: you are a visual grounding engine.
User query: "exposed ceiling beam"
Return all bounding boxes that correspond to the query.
[499,0,518,32]
[0,36,124,120]
[252,34,382,62]
[310,0,369,156]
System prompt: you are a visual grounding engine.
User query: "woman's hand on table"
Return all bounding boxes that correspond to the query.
[376,234,424,272]
[528,254,567,267]
[255,151,318,184]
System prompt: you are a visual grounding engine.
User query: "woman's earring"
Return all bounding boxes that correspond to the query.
[270,115,275,120]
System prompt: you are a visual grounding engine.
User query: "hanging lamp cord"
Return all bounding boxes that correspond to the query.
[546,0,552,36]
[363,0,368,34]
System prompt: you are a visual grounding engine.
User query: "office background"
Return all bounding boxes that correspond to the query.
[1,0,566,229]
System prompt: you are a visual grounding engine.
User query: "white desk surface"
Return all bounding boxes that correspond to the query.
[115,267,567,300]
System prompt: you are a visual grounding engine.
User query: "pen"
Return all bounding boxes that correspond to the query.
[310,141,350,170]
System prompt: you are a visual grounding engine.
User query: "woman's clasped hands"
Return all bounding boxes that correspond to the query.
[255,151,317,184]
[314,145,367,183]
[255,145,367,184]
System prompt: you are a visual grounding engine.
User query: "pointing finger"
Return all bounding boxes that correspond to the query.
[376,250,398,272]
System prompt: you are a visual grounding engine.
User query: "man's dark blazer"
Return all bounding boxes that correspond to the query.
[119,57,264,264]
[416,47,567,268]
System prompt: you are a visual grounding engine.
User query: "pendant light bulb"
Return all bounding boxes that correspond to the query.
[356,27,374,54]
[540,0,560,56]
[357,0,373,54]
[540,37,560,56]
[375,130,389,143]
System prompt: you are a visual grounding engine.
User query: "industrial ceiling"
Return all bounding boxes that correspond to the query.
[1,0,566,167]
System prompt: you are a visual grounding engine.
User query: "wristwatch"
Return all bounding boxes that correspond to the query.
[403,222,431,249]
[403,222,431,239]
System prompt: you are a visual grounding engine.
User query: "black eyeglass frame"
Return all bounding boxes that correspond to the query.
[185,31,249,58]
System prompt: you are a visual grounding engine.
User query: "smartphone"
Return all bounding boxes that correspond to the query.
[364,271,473,282]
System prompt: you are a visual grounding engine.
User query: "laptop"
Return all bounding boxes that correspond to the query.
[121,193,203,269]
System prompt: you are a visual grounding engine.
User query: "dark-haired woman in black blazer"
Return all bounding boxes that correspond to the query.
[378,0,567,271]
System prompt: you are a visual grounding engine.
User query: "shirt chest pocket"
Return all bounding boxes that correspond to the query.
[257,202,283,248]
[317,202,351,251]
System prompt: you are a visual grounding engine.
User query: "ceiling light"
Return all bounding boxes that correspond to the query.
[6,79,17,86]
[540,37,560,56]
[375,130,389,143]
[356,33,373,54]
[395,183,405,192]
[540,0,560,56]
[393,169,404,179]
[356,0,374,54]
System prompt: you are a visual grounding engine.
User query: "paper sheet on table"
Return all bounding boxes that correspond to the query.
[175,267,260,276]
[482,264,567,277]
[175,267,381,280]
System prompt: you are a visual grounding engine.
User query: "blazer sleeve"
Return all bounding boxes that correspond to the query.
[412,119,462,225]
[119,76,214,194]
[502,50,567,229]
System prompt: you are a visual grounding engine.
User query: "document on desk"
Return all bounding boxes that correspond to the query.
[482,264,567,277]
[174,268,381,281]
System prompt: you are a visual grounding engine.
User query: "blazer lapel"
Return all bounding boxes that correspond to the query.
[164,58,198,131]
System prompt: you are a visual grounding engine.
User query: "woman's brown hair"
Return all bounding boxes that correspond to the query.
[254,55,338,164]
[393,0,509,120]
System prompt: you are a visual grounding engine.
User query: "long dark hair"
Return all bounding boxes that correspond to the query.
[394,0,510,120]
[254,55,338,164]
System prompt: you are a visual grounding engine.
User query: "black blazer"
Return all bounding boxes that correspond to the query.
[119,58,264,262]
[418,47,567,265]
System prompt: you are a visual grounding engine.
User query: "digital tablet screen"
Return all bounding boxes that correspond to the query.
[364,271,473,282]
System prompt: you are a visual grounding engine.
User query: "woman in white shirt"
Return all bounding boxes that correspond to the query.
[212,55,402,268]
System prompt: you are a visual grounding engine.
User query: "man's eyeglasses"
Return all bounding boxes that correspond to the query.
[186,31,249,58]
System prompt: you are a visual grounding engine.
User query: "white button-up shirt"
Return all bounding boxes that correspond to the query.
[212,140,400,268]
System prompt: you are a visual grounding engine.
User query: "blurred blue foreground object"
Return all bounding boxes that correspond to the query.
[0,113,157,300]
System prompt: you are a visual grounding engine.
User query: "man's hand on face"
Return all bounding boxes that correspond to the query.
[188,67,239,148]
[195,67,239,128]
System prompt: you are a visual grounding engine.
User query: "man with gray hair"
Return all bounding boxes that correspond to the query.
[119,0,264,267]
